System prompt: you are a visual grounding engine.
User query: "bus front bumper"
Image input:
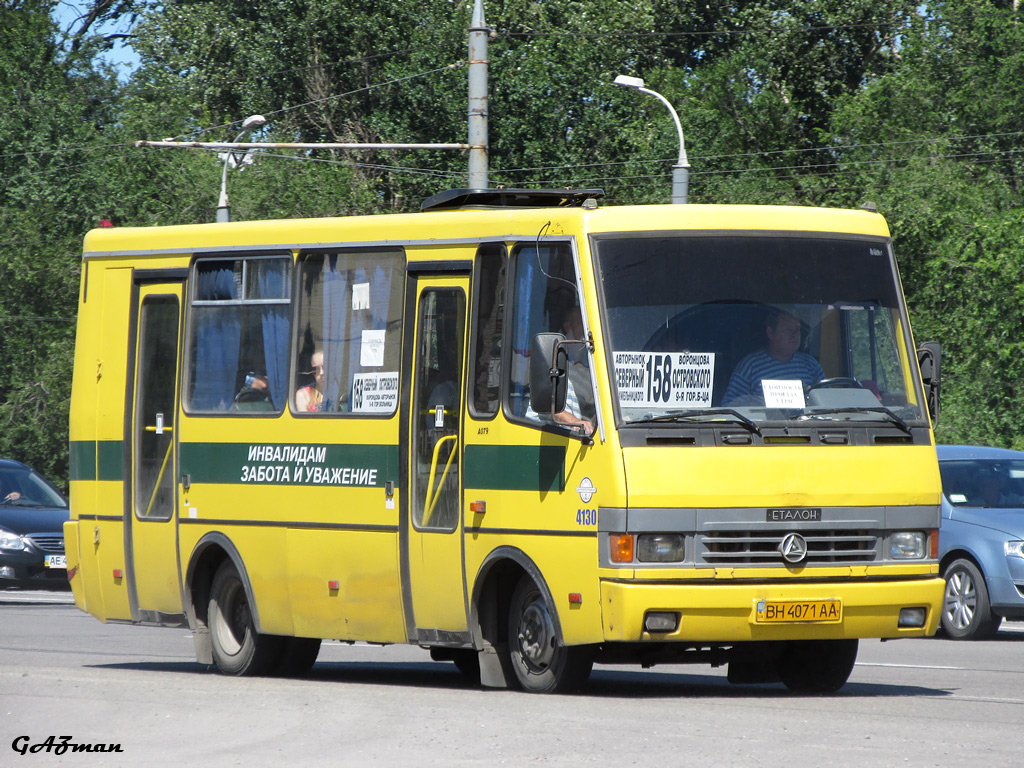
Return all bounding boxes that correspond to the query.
[600,577,945,642]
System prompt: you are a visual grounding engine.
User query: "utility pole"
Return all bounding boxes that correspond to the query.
[140,2,492,207]
[467,0,489,189]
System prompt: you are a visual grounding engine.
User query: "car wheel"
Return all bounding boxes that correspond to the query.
[506,576,592,693]
[208,560,284,675]
[775,639,859,693]
[941,558,1002,640]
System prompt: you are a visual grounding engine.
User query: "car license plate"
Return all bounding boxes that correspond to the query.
[44,555,67,569]
[755,599,841,623]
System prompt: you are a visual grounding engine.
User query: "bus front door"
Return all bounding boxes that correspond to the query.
[401,273,470,642]
[126,279,185,623]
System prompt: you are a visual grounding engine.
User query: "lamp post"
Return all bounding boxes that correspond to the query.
[216,114,266,222]
[613,75,689,204]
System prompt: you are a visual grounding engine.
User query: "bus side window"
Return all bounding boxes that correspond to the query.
[293,249,405,416]
[186,256,291,414]
[470,243,506,417]
[507,242,593,427]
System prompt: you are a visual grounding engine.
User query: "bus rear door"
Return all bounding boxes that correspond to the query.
[126,274,186,623]
[401,271,471,642]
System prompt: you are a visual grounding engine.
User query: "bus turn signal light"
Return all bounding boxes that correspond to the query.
[610,534,635,563]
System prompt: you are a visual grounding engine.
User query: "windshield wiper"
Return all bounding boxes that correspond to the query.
[632,408,763,436]
[799,406,912,435]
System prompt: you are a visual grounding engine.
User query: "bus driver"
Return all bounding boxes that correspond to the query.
[722,308,824,405]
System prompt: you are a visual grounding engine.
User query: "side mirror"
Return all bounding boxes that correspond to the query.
[917,341,941,425]
[529,332,568,416]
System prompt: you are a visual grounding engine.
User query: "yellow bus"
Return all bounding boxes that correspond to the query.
[65,188,945,693]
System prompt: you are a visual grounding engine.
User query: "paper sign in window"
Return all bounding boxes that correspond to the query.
[613,351,715,408]
[761,379,805,409]
[360,329,386,367]
[352,282,370,310]
[352,371,399,413]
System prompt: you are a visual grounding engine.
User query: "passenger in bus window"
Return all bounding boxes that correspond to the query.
[722,308,824,406]
[555,305,595,435]
[296,350,325,412]
[232,373,274,411]
[526,303,595,436]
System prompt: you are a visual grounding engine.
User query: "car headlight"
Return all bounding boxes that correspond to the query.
[1005,541,1024,559]
[890,531,926,559]
[0,527,27,551]
[637,533,686,563]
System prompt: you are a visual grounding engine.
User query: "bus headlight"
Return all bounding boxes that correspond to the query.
[890,531,926,559]
[1005,541,1024,559]
[637,534,686,563]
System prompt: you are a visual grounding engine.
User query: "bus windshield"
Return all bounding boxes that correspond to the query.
[594,233,928,427]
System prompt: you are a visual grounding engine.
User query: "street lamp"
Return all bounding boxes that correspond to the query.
[216,114,266,223]
[613,75,689,204]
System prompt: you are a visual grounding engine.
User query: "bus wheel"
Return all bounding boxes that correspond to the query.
[276,637,322,677]
[507,576,592,693]
[208,561,283,676]
[775,639,858,693]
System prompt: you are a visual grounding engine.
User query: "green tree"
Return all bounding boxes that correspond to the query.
[826,0,1024,447]
[3,0,1024,483]
[0,0,124,485]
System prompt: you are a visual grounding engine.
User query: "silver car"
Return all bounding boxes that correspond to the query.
[937,444,1024,639]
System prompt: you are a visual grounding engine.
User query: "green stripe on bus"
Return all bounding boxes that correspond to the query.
[68,441,95,481]
[70,440,563,493]
[69,440,123,481]
[179,442,399,487]
[98,441,123,480]
[463,444,565,492]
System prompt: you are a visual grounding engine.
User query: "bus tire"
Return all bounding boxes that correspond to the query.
[276,637,322,677]
[941,558,1001,640]
[208,561,283,676]
[775,639,858,693]
[507,576,592,693]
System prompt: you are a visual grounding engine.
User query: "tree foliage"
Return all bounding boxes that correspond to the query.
[1,0,1024,485]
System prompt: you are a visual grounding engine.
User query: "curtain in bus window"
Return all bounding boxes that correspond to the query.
[196,263,237,301]
[371,265,391,329]
[362,264,392,379]
[259,267,289,411]
[189,264,241,410]
[509,254,536,418]
[190,306,242,410]
[349,265,371,393]
[345,265,391,400]
[322,255,350,412]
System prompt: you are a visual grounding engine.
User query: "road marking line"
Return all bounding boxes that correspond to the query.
[857,662,964,670]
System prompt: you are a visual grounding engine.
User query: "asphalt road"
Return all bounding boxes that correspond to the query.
[2,589,1022,767]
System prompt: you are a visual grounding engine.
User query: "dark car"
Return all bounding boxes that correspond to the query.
[0,459,70,589]
[937,444,1024,639]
